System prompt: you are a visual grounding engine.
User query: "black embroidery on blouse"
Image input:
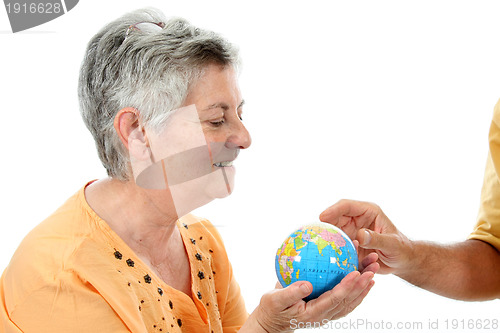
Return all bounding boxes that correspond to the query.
[197,291,202,299]
[198,271,205,280]
[158,287,164,296]
[126,259,135,267]
[177,318,183,327]
[144,274,152,284]
[209,249,214,253]
[114,251,123,260]
[183,223,188,229]
[169,300,173,309]
[190,238,196,245]
[195,253,203,261]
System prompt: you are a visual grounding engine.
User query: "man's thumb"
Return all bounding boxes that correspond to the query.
[358,228,394,251]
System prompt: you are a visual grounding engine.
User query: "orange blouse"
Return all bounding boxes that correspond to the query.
[0,183,248,332]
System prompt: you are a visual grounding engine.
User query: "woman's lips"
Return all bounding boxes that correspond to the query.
[213,161,234,167]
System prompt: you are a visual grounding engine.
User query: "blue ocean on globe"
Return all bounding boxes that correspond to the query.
[275,222,358,301]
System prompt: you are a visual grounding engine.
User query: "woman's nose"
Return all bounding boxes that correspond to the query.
[226,119,252,149]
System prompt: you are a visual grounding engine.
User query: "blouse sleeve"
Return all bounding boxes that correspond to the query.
[469,100,500,250]
[1,270,130,333]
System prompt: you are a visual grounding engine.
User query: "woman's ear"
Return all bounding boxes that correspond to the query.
[114,107,150,161]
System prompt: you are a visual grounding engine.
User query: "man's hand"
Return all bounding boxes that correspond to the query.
[319,199,414,275]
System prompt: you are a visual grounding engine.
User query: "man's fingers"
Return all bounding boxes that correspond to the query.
[361,261,380,274]
[319,199,379,228]
[359,252,379,272]
[353,239,359,253]
[319,200,364,226]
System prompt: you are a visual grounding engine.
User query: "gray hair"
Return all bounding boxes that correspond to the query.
[78,8,240,180]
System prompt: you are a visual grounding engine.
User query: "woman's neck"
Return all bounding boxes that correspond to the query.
[84,178,180,263]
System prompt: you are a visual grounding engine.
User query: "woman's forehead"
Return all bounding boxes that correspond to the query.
[185,65,241,104]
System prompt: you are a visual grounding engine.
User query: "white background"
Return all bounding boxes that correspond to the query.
[1,1,499,332]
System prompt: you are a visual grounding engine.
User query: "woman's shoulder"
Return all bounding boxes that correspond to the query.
[1,184,108,317]
[3,185,100,291]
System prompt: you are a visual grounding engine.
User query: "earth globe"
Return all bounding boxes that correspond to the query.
[275,222,358,301]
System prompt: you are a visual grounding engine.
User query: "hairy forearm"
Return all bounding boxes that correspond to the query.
[395,239,500,301]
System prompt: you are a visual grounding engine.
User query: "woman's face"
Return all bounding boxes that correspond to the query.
[183,63,251,194]
[138,63,251,214]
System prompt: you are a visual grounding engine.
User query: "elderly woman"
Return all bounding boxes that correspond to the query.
[0,8,378,333]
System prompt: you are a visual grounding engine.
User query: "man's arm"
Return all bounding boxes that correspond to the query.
[393,239,500,301]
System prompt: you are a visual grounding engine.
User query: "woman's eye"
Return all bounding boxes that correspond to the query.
[210,119,225,127]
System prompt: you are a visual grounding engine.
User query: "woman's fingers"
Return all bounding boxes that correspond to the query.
[322,271,374,320]
[252,270,376,332]
[332,278,375,320]
[269,281,312,310]
[305,270,374,322]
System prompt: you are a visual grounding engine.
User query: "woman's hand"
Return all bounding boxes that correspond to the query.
[241,260,378,333]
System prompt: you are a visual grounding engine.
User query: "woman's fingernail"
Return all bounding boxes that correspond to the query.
[300,283,311,294]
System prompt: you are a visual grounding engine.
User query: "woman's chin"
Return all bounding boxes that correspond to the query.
[207,167,235,199]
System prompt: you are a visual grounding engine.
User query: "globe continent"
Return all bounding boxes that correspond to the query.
[275,222,358,301]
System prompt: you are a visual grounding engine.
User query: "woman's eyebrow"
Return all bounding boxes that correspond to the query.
[203,100,245,111]
[203,103,228,111]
